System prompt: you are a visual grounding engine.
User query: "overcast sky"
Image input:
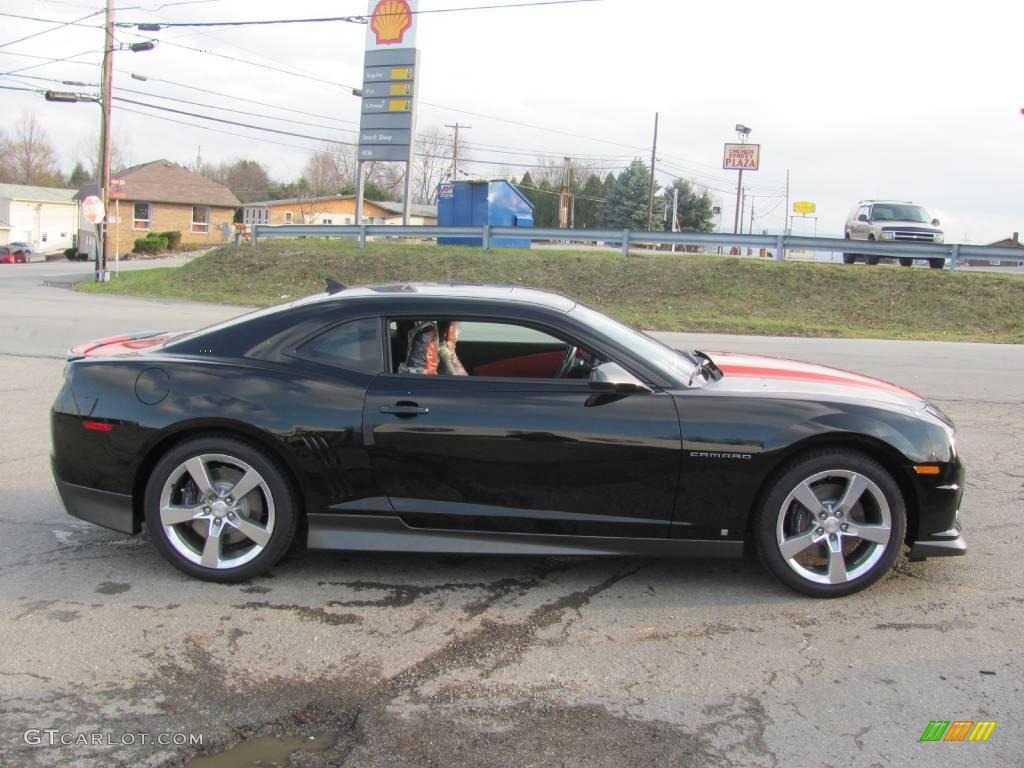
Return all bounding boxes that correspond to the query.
[2,0,1022,242]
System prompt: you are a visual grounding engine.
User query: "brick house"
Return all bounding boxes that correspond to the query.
[76,160,240,257]
[241,194,437,228]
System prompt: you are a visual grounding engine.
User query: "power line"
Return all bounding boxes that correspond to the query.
[113,95,360,146]
[0,48,101,77]
[0,10,102,50]
[119,1,599,27]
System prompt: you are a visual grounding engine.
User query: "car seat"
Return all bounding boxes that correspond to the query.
[398,322,439,374]
[438,322,468,376]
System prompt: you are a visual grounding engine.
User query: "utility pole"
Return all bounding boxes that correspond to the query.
[560,156,571,229]
[749,196,755,235]
[731,123,751,235]
[784,168,790,235]
[445,122,470,180]
[646,111,659,231]
[670,186,679,252]
[98,0,114,281]
[739,188,746,236]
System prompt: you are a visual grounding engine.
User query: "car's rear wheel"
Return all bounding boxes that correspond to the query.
[928,258,944,270]
[144,436,297,582]
[755,450,906,597]
[899,257,913,267]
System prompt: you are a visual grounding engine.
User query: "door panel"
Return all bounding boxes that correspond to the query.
[363,375,682,538]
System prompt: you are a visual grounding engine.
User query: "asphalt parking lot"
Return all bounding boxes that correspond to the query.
[0,264,1021,767]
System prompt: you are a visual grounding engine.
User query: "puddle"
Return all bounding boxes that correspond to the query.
[185,733,336,767]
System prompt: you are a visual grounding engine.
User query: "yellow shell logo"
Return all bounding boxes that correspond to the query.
[371,0,412,45]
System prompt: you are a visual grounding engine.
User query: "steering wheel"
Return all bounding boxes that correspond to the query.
[556,344,579,378]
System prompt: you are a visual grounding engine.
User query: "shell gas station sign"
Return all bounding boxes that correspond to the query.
[358,0,420,163]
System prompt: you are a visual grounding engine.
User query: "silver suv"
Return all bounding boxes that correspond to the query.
[843,200,945,269]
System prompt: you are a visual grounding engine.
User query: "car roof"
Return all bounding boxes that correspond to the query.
[301,283,578,312]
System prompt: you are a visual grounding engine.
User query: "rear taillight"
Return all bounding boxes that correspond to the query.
[82,420,114,432]
[68,335,133,359]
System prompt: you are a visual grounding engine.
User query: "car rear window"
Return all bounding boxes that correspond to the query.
[294,318,383,374]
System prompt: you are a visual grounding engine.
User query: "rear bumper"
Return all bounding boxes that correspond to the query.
[52,465,138,534]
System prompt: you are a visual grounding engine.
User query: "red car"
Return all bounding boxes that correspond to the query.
[0,246,28,264]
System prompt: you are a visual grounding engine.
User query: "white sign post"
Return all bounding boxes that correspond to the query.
[82,195,108,281]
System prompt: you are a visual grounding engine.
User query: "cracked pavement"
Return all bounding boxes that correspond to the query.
[0,265,1021,767]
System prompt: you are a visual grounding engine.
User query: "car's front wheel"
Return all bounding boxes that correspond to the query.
[144,436,297,582]
[755,450,906,597]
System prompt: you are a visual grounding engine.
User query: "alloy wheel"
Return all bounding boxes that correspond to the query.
[158,453,275,570]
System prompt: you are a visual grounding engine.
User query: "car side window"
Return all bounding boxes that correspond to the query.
[389,319,601,379]
[295,318,383,374]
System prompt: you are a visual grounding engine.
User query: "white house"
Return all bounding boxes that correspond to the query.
[0,184,79,254]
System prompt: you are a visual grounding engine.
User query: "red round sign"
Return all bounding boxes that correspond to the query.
[82,195,105,224]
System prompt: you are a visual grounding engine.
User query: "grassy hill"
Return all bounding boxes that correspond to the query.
[77,240,1024,343]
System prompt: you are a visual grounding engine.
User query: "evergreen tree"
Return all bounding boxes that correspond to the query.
[68,161,92,188]
[515,171,538,210]
[598,160,651,230]
[661,178,715,232]
[532,178,558,228]
[573,173,606,229]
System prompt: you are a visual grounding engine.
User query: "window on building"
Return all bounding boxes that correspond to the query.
[192,206,210,233]
[345,217,352,225]
[133,203,151,230]
[322,218,333,225]
[284,211,293,224]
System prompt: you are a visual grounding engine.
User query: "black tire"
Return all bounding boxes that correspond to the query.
[928,258,944,270]
[842,253,856,265]
[755,449,906,598]
[144,435,298,582]
[899,257,913,267]
[865,255,880,266]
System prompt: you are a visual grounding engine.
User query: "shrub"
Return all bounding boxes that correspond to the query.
[64,247,77,260]
[158,230,182,250]
[133,235,169,254]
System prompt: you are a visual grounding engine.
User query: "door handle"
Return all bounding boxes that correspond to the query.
[379,403,430,416]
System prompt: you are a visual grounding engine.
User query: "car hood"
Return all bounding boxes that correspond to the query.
[700,351,929,411]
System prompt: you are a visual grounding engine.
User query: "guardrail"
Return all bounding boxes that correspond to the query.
[250,224,1024,271]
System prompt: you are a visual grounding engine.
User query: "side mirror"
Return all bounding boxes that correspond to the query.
[857,214,869,222]
[589,362,651,394]
[931,218,940,226]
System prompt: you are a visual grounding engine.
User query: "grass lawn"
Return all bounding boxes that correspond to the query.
[77,240,1024,343]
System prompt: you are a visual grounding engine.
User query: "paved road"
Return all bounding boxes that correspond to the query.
[0,272,1021,767]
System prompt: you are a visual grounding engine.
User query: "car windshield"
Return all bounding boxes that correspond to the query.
[872,204,930,223]
[569,304,697,384]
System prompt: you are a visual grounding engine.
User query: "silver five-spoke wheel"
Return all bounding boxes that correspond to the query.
[776,469,891,585]
[145,436,296,582]
[160,453,275,570]
[757,450,906,597]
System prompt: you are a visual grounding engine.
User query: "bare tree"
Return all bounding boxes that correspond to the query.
[79,126,132,178]
[411,126,453,204]
[302,149,345,196]
[1,113,62,186]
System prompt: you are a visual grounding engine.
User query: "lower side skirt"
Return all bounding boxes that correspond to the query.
[306,513,744,559]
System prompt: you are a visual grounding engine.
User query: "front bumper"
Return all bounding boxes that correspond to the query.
[908,520,966,560]
[52,465,138,534]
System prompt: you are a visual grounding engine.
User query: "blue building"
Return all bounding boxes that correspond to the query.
[437,180,534,248]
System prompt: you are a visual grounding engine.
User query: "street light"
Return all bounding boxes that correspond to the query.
[45,90,99,103]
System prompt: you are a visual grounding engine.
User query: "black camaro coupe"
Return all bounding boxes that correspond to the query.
[51,283,965,597]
